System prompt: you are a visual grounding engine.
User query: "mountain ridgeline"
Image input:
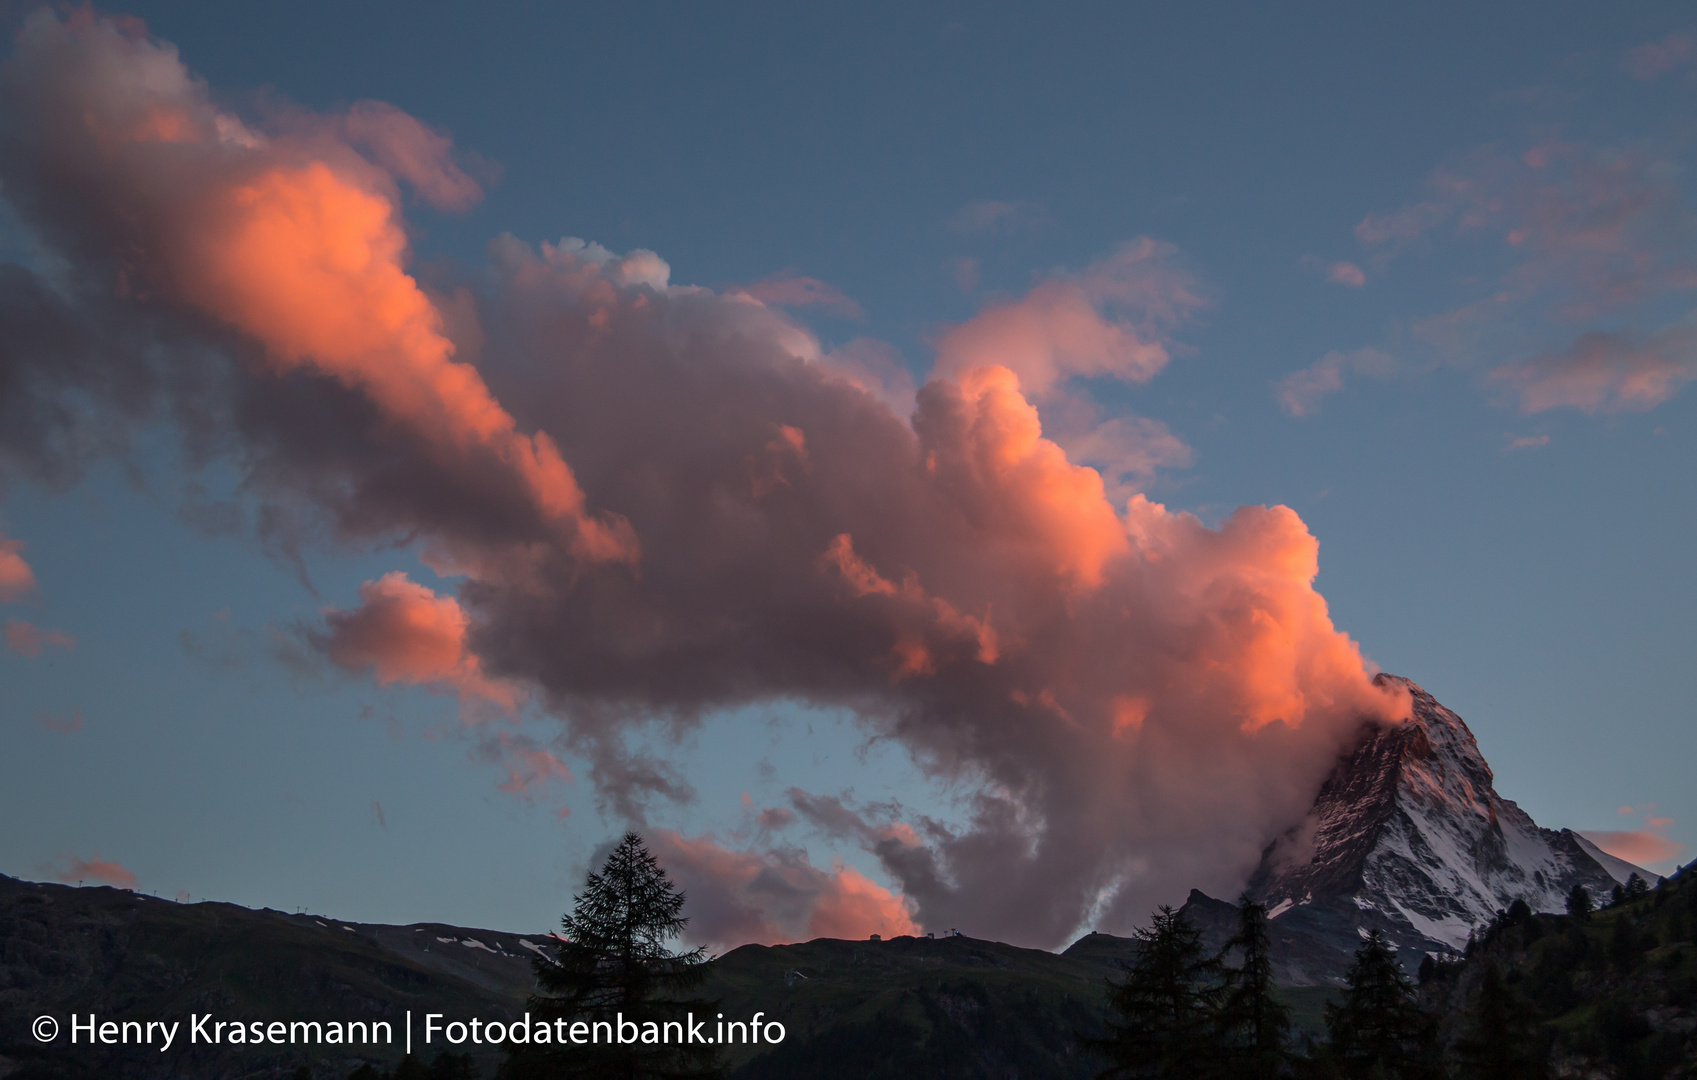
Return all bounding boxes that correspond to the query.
[1,676,1677,1078]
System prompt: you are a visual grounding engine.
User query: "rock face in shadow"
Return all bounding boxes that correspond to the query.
[1199,675,1638,983]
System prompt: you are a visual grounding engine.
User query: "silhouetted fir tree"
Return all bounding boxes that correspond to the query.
[1565,884,1592,921]
[500,832,723,1080]
[1452,962,1546,1080]
[1623,872,1649,900]
[1213,898,1290,1080]
[1324,931,1436,1080]
[1089,905,1222,1079]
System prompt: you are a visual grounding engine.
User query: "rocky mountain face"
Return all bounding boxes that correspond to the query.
[1181,674,1644,984]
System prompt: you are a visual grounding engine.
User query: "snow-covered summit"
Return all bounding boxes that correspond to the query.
[1242,674,1641,961]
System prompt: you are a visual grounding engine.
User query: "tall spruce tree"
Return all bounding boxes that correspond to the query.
[1324,931,1436,1080]
[1213,898,1291,1080]
[1090,905,1222,1079]
[501,833,723,1080]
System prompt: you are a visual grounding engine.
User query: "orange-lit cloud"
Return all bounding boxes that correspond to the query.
[648,830,917,949]
[1588,805,1686,871]
[931,238,1203,396]
[0,534,35,601]
[55,855,136,889]
[0,11,1410,948]
[319,572,517,707]
[1582,830,1685,869]
[5,618,74,658]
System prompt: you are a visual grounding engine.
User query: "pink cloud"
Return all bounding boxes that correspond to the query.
[648,830,918,950]
[5,618,75,658]
[0,12,1414,947]
[1326,261,1366,288]
[1623,31,1695,80]
[732,270,864,320]
[56,855,137,889]
[1355,201,1449,245]
[1491,329,1696,414]
[34,709,84,733]
[1056,415,1192,502]
[1275,348,1397,418]
[1582,831,1685,870]
[318,572,518,707]
[0,534,36,601]
[931,238,1204,396]
[1503,434,1550,451]
[489,732,574,796]
[335,100,485,212]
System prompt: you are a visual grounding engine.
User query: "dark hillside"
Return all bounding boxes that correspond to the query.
[1422,863,1697,1078]
[0,875,534,1079]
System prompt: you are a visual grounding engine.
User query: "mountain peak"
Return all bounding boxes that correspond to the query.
[1240,674,1640,968]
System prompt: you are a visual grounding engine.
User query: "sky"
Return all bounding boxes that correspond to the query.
[0,1,1692,950]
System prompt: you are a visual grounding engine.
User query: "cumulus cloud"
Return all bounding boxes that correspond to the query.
[1275,348,1398,418]
[0,533,35,600]
[55,854,136,889]
[0,10,1411,947]
[4,617,74,658]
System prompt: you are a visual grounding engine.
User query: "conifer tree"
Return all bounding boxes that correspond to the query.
[501,832,723,1080]
[1565,884,1592,921]
[1213,898,1290,1080]
[1452,961,1545,1080]
[1090,905,1222,1079]
[1324,931,1436,1080]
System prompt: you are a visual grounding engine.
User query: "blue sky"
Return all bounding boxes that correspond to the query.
[1,1,1692,943]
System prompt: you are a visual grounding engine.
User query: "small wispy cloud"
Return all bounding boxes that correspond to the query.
[5,618,74,659]
[731,270,864,320]
[1622,31,1695,81]
[946,199,1050,236]
[1503,434,1550,451]
[1275,348,1397,417]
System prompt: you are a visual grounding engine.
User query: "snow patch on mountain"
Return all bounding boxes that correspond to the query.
[1245,675,1641,956]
